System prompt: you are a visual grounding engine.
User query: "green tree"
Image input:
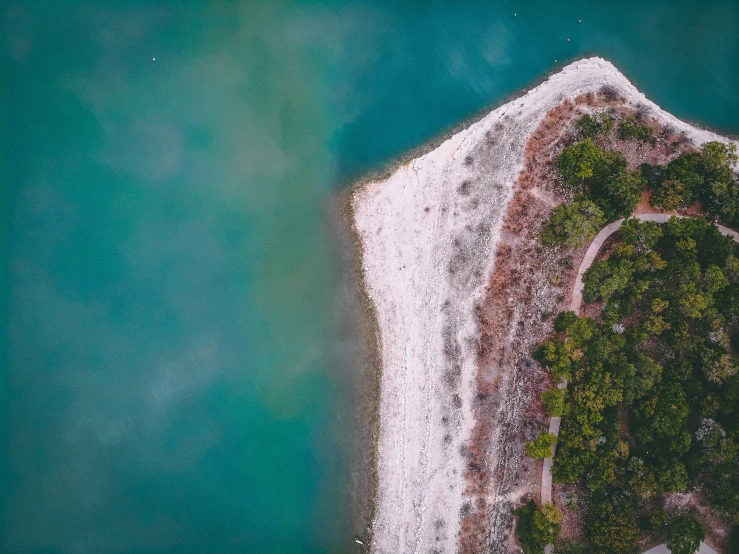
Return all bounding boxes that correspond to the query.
[618,218,663,251]
[651,179,692,210]
[526,432,558,459]
[701,349,736,384]
[730,525,739,554]
[650,381,690,443]
[515,500,561,554]
[699,142,739,224]
[706,178,739,225]
[650,506,668,529]
[570,365,623,413]
[593,168,647,220]
[541,388,566,417]
[587,498,640,554]
[665,515,705,554]
[567,317,600,349]
[655,459,688,492]
[675,282,711,319]
[541,502,564,524]
[621,352,662,404]
[626,457,658,499]
[641,162,665,190]
[704,265,729,294]
[554,311,579,332]
[705,466,739,515]
[586,444,628,493]
[582,259,635,303]
[540,200,606,249]
[557,139,603,188]
[534,339,575,381]
[594,150,628,183]
[663,153,704,200]
[701,141,738,176]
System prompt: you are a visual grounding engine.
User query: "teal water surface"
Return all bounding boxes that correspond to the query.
[2,1,738,553]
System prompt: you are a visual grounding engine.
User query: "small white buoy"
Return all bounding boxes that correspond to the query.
[578,19,582,23]
[554,59,558,63]
[152,57,156,61]
[514,13,517,16]
[567,38,571,42]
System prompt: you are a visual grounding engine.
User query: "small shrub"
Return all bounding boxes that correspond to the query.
[599,84,620,102]
[577,113,616,138]
[563,491,578,510]
[541,502,563,524]
[541,388,566,417]
[618,116,656,145]
[526,432,558,459]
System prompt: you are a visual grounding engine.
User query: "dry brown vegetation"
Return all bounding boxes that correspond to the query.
[457,86,711,552]
[459,94,589,553]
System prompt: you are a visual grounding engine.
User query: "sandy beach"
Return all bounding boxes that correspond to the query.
[351,57,735,554]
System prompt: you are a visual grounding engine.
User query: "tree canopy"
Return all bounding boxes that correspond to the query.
[647,142,738,224]
[515,501,561,554]
[531,217,739,551]
[541,388,566,417]
[665,515,705,554]
[540,200,606,249]
[554,137,737,227]
[525,432,558,459]
[519,113,739,554]
[557,139,603,188]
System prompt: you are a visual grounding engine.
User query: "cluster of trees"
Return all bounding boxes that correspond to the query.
[554,137,647,222]
[540,111,738,250]
[576,112,656,146]
[516,113,739,554]
[530,217,739,553]
[646,142,739,225]
[515,501,562,554]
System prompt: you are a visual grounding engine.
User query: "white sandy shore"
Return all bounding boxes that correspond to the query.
[352,57,735,554]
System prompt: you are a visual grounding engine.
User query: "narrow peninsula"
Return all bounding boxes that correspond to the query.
[351,58,739,554]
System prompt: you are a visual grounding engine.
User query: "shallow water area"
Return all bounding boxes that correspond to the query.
[2,2,738,553]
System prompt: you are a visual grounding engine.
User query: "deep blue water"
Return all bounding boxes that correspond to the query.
[2,1,738,553]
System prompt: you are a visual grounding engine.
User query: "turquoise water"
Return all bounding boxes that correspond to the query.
[2,1,737,553]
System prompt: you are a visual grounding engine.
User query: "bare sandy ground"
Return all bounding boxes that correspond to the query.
[351,57,736,554]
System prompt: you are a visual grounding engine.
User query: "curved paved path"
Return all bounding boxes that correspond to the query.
[540,213,736,554]
[643,544,718,554]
